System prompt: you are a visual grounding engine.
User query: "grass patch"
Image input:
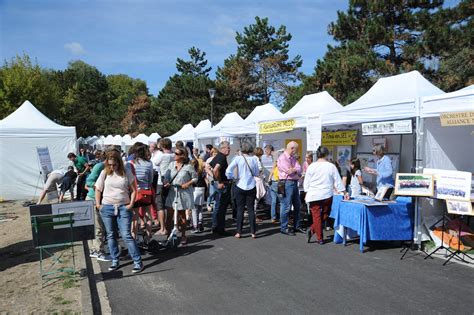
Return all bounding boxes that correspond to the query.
[52,295,72,305]
[62,277,77,289]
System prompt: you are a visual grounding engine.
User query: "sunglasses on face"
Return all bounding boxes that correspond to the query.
[175,151,184,156]
[108,162,118,166]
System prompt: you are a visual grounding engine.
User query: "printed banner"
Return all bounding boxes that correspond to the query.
[321,130,357,146]
[440,111,474,127]
[36,147,53,181]
[259,119,296,134]
[361,120,412,135]
[306,115,322,151]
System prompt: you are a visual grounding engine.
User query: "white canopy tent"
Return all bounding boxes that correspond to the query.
[122,134,133,146]
[284,91,343,126]
[193,119,212,135]
[322,71,444,126]
[196,112,244,139]
[104,135,121,146]
[420,85,473,172]
[132,133,150,145]
[255,92,343,157]
[148,132,161,144]
[0,100,77,200]
[221,103,284,136]
[415,85,474,238]
[170,124,195,143]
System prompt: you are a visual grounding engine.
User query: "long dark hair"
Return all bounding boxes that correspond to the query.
[350,158,361,176]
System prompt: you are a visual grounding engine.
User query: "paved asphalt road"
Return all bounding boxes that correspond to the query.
[98,212,473,314]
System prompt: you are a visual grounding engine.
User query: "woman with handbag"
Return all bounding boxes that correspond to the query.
[163,147,197,245]
[95,150,143,273]
[129,143,154,240]
[225,142,260,239]
[303,146,349,245]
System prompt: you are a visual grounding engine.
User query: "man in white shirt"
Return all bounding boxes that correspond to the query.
[153,138,175,235]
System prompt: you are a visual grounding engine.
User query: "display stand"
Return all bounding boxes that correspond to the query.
[424,210,455,261]
[31,212,76,287]
[442,214,473,265]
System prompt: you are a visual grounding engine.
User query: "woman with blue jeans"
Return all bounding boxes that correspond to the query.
[95,150,143,273]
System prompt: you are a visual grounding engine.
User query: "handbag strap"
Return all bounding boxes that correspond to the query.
[169,163,183,185]
[242,155,256,177]
[129,160,139,192]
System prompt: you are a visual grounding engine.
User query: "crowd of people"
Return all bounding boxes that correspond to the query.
[36,138,394,274]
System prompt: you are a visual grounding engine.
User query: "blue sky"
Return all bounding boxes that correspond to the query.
[0,0,349,95]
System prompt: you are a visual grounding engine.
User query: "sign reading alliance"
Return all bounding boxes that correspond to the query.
[440,111,474,127]
[258,119,296,134]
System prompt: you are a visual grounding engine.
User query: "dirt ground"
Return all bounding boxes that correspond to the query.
[0,200,85,313]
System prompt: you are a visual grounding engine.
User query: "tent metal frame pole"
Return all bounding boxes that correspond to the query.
[414,97,424,245]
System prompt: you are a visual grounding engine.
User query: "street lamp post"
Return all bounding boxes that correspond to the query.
[208,88,216,127]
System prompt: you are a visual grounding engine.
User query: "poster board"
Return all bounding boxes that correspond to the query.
[361,119,412,135]
[36,147,58,200]
[394,173,434,197]
[36,147,53,181]
[30,201,95,247]
[336,146,352,171]
[357,153,399,188]
[306,115,321,151]
[446,199,474,216]
[423,168,472,201]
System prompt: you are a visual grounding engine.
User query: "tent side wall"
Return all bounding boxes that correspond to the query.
[0,132,76,200]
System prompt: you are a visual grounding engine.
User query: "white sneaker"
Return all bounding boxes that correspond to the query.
[89,250,99,258]
[97,253,112,262]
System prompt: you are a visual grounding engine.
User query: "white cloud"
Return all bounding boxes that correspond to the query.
[211,26,236,46]
[64,42,86,55]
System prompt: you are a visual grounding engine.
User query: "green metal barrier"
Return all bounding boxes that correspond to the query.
[31,212,76,287]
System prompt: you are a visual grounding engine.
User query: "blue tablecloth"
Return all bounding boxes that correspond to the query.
[330,195,414,252]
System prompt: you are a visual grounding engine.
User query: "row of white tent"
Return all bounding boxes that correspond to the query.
[0,70,472,201]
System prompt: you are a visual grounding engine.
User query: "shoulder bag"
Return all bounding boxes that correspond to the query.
[243,155,266,199]
[130,161,153,207]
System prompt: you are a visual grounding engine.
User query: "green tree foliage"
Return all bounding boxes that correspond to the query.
[176,47,212,77]
[106,74,148,134]
[420,0,473,90]
[0,54,61,119]
[150,74,214,136]
[284,0,460,107]
[215,55,260,119]
[121,94,151,135]
[61,60,109,136]
[234,16,302,104]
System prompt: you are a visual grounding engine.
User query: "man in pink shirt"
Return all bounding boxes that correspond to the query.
[277,141,302,235]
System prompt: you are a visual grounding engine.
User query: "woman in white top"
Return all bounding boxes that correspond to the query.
[303,146,349,244]
[349,158,365,197]
[95,150,143,273]
[225,142,260,239]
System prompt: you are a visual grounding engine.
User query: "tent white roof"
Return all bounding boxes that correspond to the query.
[0,100,76,136]
[220,103,284,136]
[421,85,474,118]
[245,103,283,123]
[284,92,343,118]
[104,135,121,146]
[132,133,149,144]
[149,132,160,143]
[122,134,133,146]
[197,112,244,139]
[322,71,444,126]
[0,100,76,200]
[170,124,195,142]
[194,119,212,134]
